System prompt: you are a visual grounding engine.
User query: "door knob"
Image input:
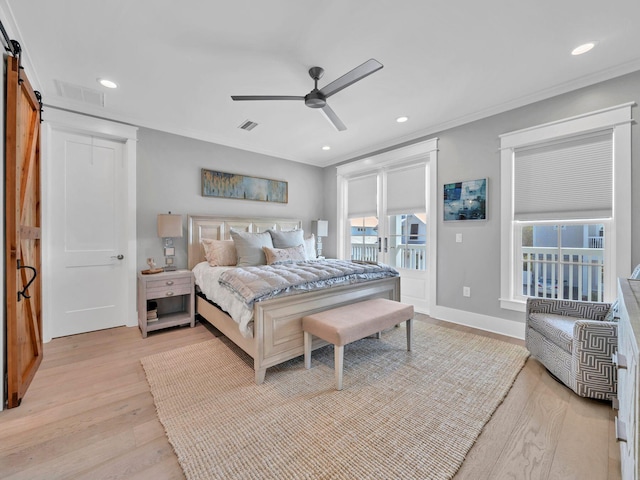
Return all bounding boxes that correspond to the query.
[111,254,124,260]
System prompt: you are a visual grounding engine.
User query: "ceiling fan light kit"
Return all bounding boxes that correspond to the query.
[231,58,383,132]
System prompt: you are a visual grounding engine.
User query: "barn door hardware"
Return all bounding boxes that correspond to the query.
[17,259,37,301]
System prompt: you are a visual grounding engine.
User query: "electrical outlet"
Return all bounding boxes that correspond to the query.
[463,286,471,297]
[456,233,463,243]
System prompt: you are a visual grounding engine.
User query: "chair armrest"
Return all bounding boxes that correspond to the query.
[572,320,618,398]
[574,320,618,347]
[526,298,611,321]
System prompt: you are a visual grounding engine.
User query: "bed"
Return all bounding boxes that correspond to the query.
[188,215,401,384]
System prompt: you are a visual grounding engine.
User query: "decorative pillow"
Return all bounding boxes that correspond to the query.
[230,229,274,266]
[262,244,307,265]
[268,229,305,249]
[201,238,236,266]
[304,234,317,261]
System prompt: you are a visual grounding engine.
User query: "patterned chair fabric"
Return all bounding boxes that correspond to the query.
[525,297,618,401]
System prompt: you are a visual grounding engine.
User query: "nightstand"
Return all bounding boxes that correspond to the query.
[137,269,195,338]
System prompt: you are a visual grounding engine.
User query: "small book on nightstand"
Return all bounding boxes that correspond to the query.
[147,301,158,322]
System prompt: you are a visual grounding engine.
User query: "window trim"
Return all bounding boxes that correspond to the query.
[499,103,633,312]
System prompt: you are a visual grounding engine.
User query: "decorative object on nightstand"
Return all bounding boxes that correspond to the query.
[141,257,163,275]
[311,220,328,258]
[137,270,194,338]
[157,212,183,271]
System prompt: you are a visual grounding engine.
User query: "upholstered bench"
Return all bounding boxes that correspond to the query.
[302,298,414,390]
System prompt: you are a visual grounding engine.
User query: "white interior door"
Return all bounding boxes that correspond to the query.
[49,131,128,337]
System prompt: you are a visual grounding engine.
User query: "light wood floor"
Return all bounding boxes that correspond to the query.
[0,314,621,480]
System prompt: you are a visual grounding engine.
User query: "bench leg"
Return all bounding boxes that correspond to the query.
[304,331,312,369]
[406,318,413,351]
[335,345,344,390]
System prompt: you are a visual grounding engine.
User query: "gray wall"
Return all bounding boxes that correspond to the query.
[324,70,640,323]
[136,128,325,270]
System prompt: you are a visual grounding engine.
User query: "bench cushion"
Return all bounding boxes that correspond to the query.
[302,298,413,346]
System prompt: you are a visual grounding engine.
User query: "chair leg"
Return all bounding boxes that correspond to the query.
[304,331,312,369]
[406,318,413,351]
[335,344,344,390]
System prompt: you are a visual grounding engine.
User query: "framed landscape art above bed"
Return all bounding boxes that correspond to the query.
[201,169,288,203]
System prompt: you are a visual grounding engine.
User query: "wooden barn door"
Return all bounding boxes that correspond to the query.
[5,54,43,408]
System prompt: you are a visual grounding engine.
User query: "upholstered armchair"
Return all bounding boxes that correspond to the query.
[525,297,618,401]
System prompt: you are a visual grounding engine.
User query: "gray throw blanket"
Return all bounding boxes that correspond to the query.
[218,259,399,307]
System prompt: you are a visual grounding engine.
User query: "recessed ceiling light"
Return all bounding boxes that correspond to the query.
[97,78,118,89]
[396,116,409,123]
[571,42,596,56]
[322,145,331,151]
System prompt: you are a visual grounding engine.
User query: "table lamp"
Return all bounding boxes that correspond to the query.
[157,212,182,271]
[311,220,328,258]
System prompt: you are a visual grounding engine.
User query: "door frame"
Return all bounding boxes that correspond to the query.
[336,138,438,315]
[41,108,138,342]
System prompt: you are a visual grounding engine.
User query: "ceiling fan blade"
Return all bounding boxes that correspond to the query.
[231,95,304,101]
[320,104,347,132]
[318,59,383,98]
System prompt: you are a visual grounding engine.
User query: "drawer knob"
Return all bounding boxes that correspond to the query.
[613,352,628,369]
[166,280,174,286]
[165,291,174,296]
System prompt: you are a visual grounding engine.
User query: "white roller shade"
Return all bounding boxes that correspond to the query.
[347,174,377,218]
[513,131,613,221]
[386,163,426,215]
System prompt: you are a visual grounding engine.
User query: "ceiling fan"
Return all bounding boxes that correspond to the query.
[231,58,383,132]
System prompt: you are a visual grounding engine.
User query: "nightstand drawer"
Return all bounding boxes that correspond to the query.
[146,276,192,290]
[146,283,192,299]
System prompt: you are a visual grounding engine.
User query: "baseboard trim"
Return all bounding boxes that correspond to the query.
[429,305,525,340]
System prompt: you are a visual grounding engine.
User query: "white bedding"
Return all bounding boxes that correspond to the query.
[192,262,255,338]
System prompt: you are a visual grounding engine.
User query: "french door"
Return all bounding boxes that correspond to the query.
[338,138,438,314]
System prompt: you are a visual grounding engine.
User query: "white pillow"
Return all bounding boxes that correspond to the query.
[230,229,274,266]
[262,244,307,265]
[303,234,317,260]
[201,239,236,266]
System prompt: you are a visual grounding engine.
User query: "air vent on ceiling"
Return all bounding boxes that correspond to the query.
[54,79,105,107]
[238,119,258,131]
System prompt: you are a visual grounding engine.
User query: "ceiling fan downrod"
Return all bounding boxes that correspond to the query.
[305,66,326,108]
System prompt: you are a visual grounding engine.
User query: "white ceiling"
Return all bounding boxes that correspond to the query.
[4,0,640,167]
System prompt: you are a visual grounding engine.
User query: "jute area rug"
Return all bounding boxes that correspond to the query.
[142,321,529,480]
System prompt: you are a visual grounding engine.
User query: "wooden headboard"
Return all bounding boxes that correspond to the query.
[187,215,302,269]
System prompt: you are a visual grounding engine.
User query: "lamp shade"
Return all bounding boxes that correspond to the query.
[157,214,183,238]
[312,220,328,237]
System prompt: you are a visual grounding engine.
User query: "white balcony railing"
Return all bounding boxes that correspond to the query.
[351,243,426,270]
[522,246,604,302]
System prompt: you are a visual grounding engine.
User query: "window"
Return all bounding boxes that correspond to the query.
[387,213,427,270]
[409,223,419,241]
[500,104,632,311]
[520,222,607,302]
[349,216,379,262]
